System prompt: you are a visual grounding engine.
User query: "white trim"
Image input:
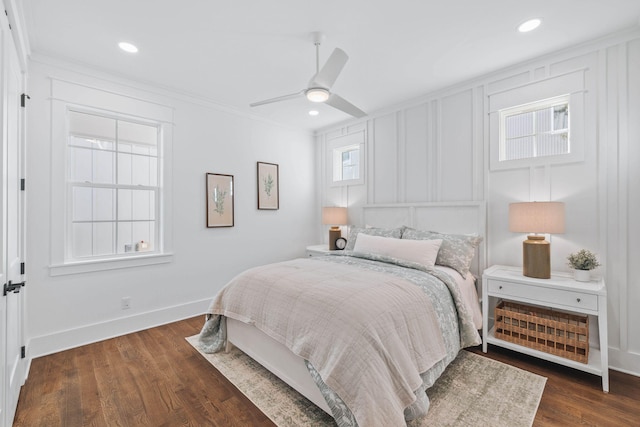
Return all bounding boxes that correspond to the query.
[313,28,640,136]
[608,348,640,377]
[4,0,31,70]
[488,70,587,171]
[49,79,174,273]
[30,53,314,136]
[616,42,629,353]
[49,252,173,276]
[497,94,570,162]
[51,78,174,123]
[26,298,209,359]
[327,130,365,187]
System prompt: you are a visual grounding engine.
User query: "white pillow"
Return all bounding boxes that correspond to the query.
[353,233,442,268]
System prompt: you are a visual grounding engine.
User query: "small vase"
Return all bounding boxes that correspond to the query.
[573,269,591,282]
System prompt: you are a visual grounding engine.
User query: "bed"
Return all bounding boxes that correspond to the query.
[199,202,486,426]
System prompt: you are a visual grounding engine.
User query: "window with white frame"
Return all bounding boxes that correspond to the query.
[499,95,570,162]
[49,79,173,276]
[328,130,365,186]
[489,70,586,171]
[333,144,360,182]
[67,110,160,260]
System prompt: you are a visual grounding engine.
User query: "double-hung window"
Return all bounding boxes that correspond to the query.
[49,78,174,276]
[67,110,159,260]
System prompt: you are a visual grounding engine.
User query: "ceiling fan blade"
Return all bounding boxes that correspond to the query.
[309,48,348,89]
[250,90,305,107]
[326,93,366,118]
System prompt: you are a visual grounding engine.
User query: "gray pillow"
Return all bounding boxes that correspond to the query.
[401,227,482,277]
[345,226,403,251]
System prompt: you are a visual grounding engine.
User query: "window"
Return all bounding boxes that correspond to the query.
[67,111,159,260]
[488,70,586,171]
[49,78,173,275]
[333,144,360,182]
[499,95,569,162]
[327,130,365,186]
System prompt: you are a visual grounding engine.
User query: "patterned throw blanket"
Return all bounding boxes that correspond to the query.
[199,255,481,426]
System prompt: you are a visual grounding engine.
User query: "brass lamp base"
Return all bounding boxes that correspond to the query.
[328,227,341,250]
[523,235,550,279]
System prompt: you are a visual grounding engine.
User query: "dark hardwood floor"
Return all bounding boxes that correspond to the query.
[13,316,640,426]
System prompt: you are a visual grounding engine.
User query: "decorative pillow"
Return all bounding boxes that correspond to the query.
[353,233,443,268]
[347,251,434,273]
[401,227,482,277]
[345,226,403,251]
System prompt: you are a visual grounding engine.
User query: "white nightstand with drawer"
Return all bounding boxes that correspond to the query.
[306,245,338,257]
[482,265,608,392]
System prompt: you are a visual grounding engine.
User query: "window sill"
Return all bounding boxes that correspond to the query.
[330,177,365,187]
[49,253,173,276]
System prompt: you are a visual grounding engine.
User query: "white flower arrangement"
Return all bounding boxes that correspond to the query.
[567,249,601,271]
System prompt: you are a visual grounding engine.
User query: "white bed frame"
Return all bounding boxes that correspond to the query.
[226,201,487,416]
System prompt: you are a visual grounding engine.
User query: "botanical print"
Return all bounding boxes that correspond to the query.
[212,185,228,215]
[206,173,234,227]
[257,162,279,210]
[263,174,274,198]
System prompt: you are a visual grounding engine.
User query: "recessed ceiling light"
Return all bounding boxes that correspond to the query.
[118,42,138,53]
[518,18,541,33]
[308,110,319,116]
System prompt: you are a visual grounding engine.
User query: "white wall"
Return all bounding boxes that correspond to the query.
[316,28,640,375]
[25,58,317,358]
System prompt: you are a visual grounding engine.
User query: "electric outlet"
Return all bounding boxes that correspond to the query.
[121,297,131,310]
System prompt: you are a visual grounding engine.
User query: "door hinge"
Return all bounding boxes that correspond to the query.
[21,346,26,359]
[3,281,25,296]
[20,93,30,107]
[21,178,25,191]
[20,262,25,275]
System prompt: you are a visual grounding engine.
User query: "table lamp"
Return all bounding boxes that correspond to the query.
[322,207,347,250]
[509,201,565,279]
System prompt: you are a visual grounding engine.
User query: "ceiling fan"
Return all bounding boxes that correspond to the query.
[250,33,366,118]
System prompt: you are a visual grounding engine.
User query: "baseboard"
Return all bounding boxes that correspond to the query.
[26,298,211,361]
[609,348,640,377]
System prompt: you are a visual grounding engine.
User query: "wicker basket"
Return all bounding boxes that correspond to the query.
[494,301,589,363]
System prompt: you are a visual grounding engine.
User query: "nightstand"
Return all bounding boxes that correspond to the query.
[305,245,333,257]
[482,265,608,392]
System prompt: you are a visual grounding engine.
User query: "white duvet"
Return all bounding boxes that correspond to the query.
[207,258,448,427]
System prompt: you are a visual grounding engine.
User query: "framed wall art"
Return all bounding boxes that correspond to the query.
[257,162,279,210]
[206,173,234,227]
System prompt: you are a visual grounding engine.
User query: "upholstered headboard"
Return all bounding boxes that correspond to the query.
[360,201,487,279]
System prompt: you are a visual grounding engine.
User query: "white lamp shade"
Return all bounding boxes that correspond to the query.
[509,202,565,234]
[322,207,347,225]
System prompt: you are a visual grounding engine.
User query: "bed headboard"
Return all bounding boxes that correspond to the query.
[360,201,487,279]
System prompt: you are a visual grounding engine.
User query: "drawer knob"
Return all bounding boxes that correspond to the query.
[576,298,581,303]
[499,285,503,290]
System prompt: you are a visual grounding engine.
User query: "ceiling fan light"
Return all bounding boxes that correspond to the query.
[306,88,330,103]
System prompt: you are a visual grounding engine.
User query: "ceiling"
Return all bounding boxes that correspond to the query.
[21,0,640,132]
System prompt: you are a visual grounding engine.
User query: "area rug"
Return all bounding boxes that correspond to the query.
[186,335,546,427]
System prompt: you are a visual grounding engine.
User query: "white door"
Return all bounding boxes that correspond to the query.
[1,15,26,427]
